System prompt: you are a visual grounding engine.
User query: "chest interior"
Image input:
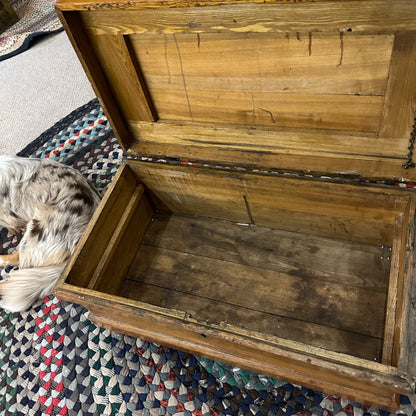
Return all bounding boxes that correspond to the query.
[55,0,416,410]
[71,160,411,362]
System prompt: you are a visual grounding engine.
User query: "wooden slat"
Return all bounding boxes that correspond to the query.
[147,89,384,132]
[121,279,383,361]
[87,184,154,294]
[55,10,135,151]
[143,213,391,292]
[130,121,407,159]
[52,284,406,410]
[125,32,390,131]
[61,163,138,287]
[129,32,393,96]
[73,2,416,33]
[396,199,416,382]
[128,120,416,182]
[379,32,416,141]
[130,138,416,183]
[382,214,408,365]
[126,245,387,338]
[86,31,157,123]
[129,161,405,245]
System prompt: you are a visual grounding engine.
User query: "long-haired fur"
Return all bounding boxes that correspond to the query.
[0,155,100,312]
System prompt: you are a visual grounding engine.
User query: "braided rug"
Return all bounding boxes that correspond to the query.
[0,98,415,416]
[0,0,63,61]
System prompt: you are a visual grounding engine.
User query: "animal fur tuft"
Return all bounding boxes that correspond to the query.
[0,155,100,312]
[0,264,66,312]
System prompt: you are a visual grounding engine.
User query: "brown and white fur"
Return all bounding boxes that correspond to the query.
[0,155,100,313]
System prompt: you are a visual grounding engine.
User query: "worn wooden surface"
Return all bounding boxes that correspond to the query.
[57,0,416,35]
[57,3,416,180]
[379,32,416,140]
[53,283,404,411]
[87,184,154,294]
[128,121,416,182]
[396,201,416,386]
[54,0,416,408]
[62,163,138,288]
[382,216,406,365]
[90,33,157,123]
[55,9,137,149]
[119,212,389,361]
[54,162,416,409]
[125,32,389,132]
[129,161,408,245]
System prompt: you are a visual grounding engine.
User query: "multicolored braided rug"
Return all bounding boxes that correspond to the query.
[0,98,415,416]
[0,0,63,61]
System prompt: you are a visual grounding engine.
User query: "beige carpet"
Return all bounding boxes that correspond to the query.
[0,31,96,156]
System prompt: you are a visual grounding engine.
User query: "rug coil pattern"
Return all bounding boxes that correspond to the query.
[0,0,63,61]
[0,98,415,416]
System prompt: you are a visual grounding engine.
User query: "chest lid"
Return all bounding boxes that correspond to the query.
[56,0,416,182]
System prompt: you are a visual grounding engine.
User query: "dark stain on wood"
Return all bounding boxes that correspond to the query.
[338,31,344,67]
[308,31,312,56]
[121,212,390,361]
[173,33,193,120]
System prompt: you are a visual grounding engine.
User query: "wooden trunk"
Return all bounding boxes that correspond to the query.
[54,0,416,410]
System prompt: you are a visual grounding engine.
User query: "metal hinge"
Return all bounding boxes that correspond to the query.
[126,154,182,165]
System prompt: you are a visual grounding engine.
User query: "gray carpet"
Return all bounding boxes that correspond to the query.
[0,31,96,156]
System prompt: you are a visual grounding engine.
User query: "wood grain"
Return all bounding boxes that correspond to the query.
[87,32,157,122]
[82,28,391,132]
[118,212,391,359]
[87,184,154,294]
[63,163,138,287]
[399,212,416,389]
[127,33,392,97]
[382,214,407,365]
[379,32,416,141]
[395,199,416,381]
[128,120,416,182]
[142,213,390,292]
[121,279,383,361]
[71,2,416,33]
[53,284,406,410]
[129,161,406,245]
[125,245,386,338]
[129,138,416,183]
[125,32,391,131]
[130,121,405,159]
[55,10,135,151]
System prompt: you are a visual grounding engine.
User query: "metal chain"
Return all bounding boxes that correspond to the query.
[403,115,416,169]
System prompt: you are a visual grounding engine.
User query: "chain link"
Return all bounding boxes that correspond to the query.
[403,115,416,169]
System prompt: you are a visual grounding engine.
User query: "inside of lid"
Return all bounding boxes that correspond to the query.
[70,5,416,180]
[130,32,391,132]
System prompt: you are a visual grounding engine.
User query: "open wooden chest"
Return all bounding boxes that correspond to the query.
[55,0,416,410]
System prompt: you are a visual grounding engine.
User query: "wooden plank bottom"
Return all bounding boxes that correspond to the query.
[119,212,391,361]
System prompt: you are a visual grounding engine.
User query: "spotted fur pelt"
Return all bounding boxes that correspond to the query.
[0,155,100,312]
